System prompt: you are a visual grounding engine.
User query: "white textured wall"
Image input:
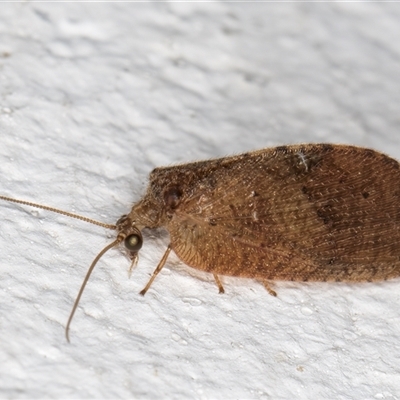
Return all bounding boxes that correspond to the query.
[1,3,400,399]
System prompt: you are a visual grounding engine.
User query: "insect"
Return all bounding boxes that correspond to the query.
[2,143,400,341]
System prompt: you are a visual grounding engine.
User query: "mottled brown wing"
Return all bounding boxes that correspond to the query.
[167,144,400,282]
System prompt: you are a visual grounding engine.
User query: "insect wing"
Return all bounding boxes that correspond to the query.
[166,145,400,282]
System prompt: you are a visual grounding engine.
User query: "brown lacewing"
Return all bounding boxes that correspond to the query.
[2,144,400,341]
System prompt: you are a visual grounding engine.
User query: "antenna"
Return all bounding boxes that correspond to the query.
[0,195,117,230]
[1,194,120,341]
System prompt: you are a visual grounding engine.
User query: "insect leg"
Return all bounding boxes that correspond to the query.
[213,274,225,294]
[139,245,172,295]
[261,280,277,297]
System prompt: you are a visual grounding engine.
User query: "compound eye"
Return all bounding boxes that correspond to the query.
[124,233,143,251]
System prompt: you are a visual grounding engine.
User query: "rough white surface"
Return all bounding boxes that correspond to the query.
[1,3,400,399]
